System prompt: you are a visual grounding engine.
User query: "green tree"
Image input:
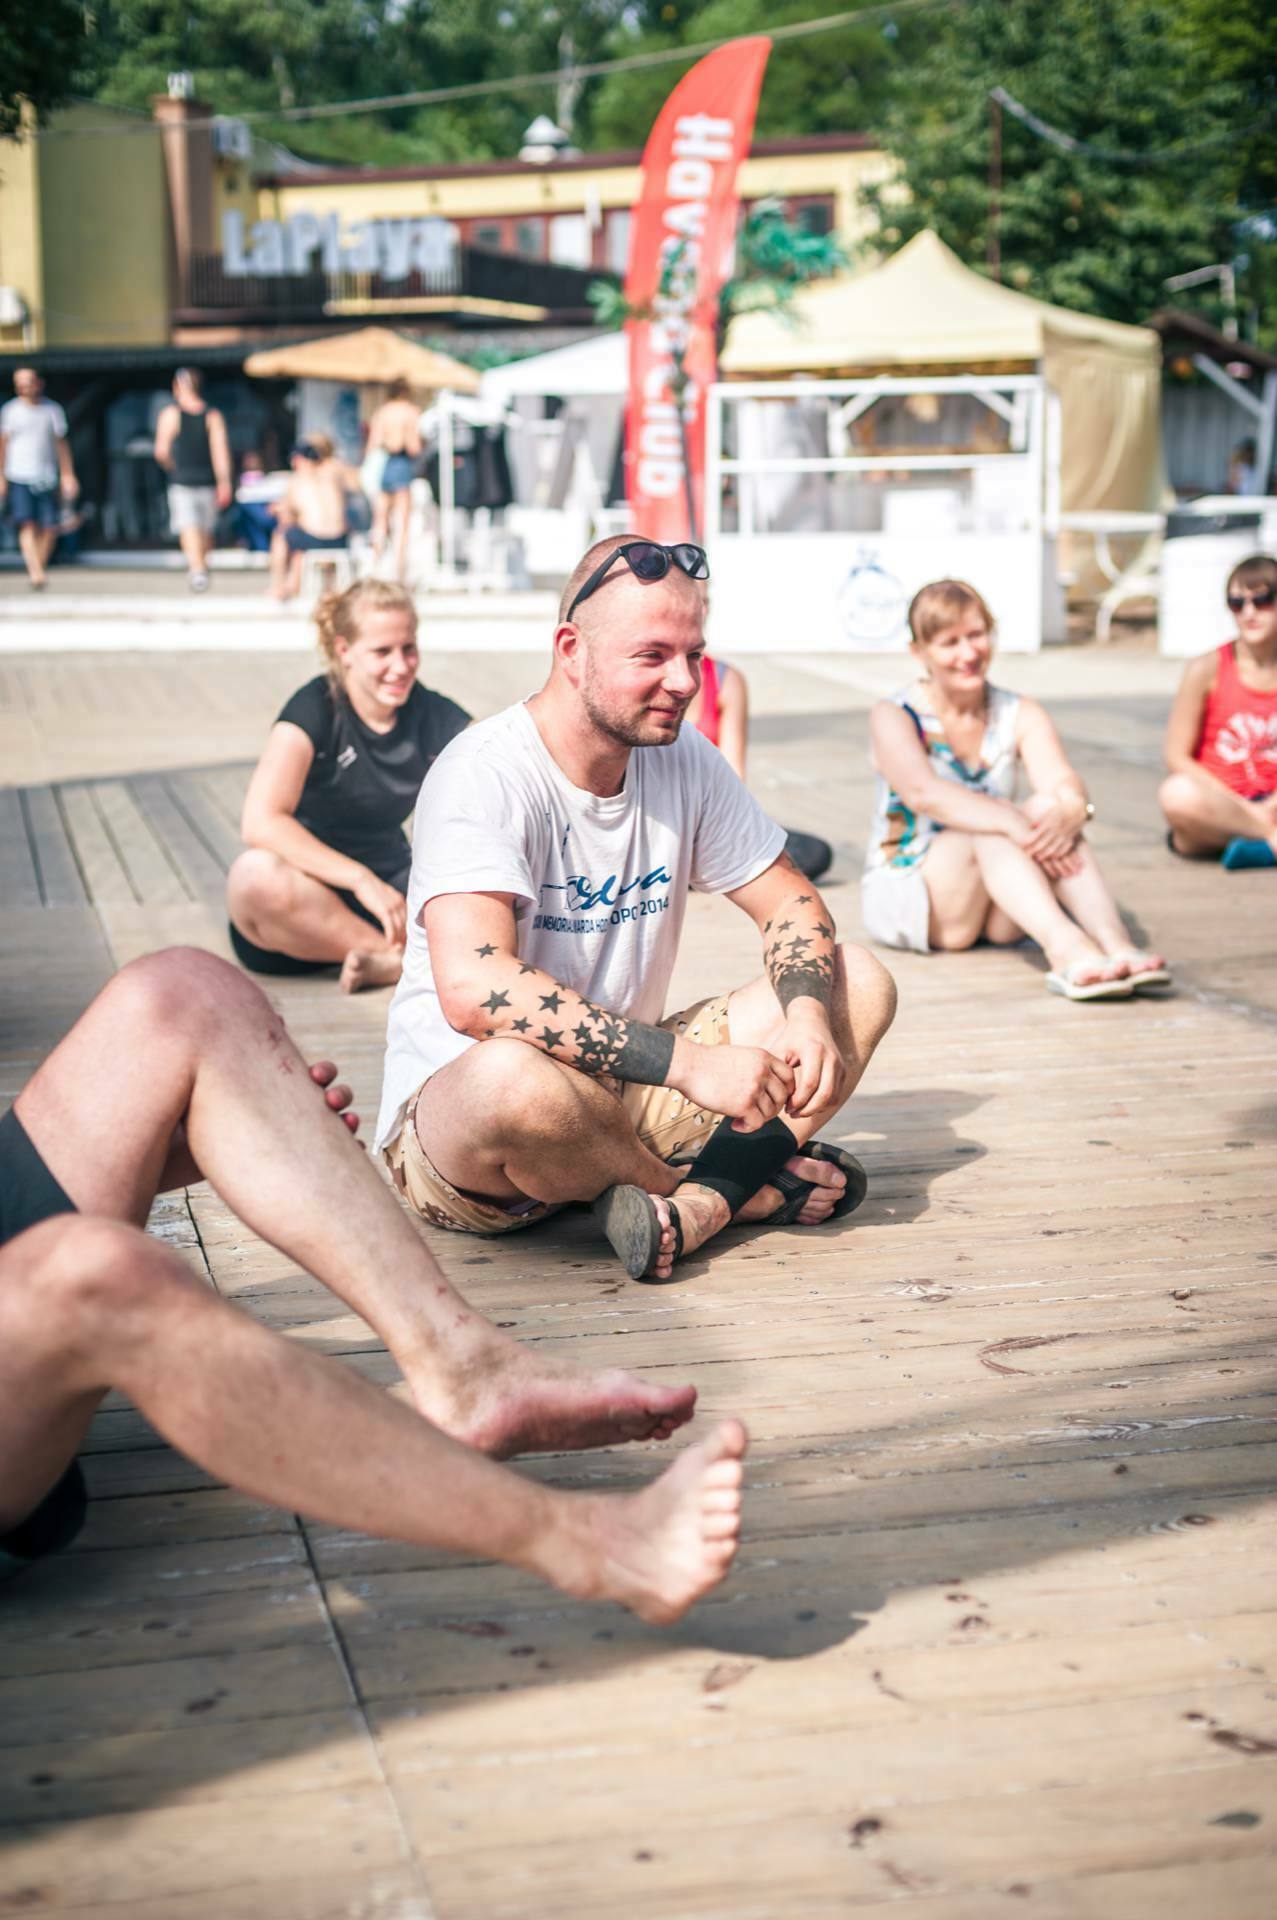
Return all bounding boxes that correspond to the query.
[0,0,89,139]
[866,0,1251,330]
[587,0,929,152]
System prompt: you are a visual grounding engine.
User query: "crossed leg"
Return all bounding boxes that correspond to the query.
[921,815,1161,981]
[227,848,404,992]
[0,1216,745,1626]
[415,942,897,1279]
[13,949,696,1457]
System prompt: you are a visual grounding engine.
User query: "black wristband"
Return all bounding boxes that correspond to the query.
[608,1021,676,1087]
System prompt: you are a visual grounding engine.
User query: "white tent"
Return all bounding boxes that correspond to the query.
[480,332,625,404]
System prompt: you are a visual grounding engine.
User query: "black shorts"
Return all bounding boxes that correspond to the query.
[0,1106,89,1571]
[227,883,385,976]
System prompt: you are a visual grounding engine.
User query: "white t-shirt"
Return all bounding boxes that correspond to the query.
[375,700,786,1150]
[0,397,67,489]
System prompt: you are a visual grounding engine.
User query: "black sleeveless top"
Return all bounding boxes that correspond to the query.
[174,408,215,486]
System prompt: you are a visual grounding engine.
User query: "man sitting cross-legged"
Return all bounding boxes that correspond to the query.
[375,534,898,1281]
[1,947,746,1623]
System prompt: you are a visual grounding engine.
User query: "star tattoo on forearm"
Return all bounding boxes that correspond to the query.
[466,943,675,1083]
[761,888,836,1013]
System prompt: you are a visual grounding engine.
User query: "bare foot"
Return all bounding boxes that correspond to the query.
[340,947,404,994]
[551,1419,748,1625]
[738,1152,846,1226]
[1107,947,1169,978]
[1048,943,1126,988]
[411,1331,698,1459]
[641,1152,848,1279]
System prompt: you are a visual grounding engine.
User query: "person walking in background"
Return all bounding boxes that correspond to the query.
[367,378,422,582]
[153,368,232,593]
[863,578,1169,999]
[1160,553,1277,870]
[0,367,78,591]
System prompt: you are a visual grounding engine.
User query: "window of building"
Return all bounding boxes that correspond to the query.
[791,197,835,237]
[472,222,504,251]
[604,208,631,277]
[548,213,589,268]
[515,219,545,259]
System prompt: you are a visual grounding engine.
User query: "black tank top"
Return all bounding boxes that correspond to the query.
[174,407,215,486]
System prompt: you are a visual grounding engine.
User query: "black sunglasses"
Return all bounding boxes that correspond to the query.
[566,540,709,622]
[1227,586,1276,612]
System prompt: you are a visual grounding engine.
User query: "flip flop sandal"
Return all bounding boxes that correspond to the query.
[593,1184,684,1282]
[758,1140,869,1226]
[1116,956,1173,991]
[1045,966,1133,1002]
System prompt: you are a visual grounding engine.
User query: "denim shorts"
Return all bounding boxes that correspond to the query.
[6,481,59,530]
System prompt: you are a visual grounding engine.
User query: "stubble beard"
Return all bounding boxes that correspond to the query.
[580,658,684,750]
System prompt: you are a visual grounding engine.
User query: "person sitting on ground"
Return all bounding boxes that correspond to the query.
[368,377,423,582]
[0,945,741,1624]
[374,534,897,1284]
[228,579,468,992]
[268,435,359,602]
[862,578,1169,1000]
[154,367,233,594]
[689,651,834,882]
[1160,553,1277,871]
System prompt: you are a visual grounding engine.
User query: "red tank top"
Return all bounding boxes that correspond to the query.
[1195,643,1277,797]
[695,654,721,747]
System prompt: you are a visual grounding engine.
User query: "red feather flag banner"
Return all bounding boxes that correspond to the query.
[623,36,771,543]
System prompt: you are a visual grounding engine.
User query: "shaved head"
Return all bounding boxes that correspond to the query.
[550,536,707,751]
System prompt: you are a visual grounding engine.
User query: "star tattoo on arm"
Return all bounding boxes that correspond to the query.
[475,943,496,958]
[763,889,836,1012]
[457,953,676,1084]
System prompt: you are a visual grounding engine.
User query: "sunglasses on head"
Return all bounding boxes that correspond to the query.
[565,540,709,623]
[1228,586,1276,612]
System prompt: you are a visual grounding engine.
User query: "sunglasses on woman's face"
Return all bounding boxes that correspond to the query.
[565,540,710,622]
[1227,587,1277,612]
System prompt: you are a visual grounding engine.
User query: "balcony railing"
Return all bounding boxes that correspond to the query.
[177,246,605,324]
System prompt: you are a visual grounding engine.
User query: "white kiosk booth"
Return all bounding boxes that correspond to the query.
[710,230,1163,654]
[705,372,1056,652]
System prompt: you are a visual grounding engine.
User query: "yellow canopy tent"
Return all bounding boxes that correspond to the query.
[720,230,1163,518]
[244,326,480,395]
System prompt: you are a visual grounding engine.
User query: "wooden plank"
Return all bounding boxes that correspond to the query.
[20,782,87,907]
[0,783,41,908]
[129,772,229,903]
[55,781,136,905]
[166,768,244,870]
[92,778,191,906]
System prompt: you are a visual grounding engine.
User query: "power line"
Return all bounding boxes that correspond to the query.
[992,85,1275,168]
[41,0,958,139]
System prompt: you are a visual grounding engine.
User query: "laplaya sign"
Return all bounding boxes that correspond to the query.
[221,209,455,280]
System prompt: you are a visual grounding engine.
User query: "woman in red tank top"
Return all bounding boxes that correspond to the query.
[1161,554,1277,867]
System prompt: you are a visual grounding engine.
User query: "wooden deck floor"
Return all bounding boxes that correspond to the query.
[1,645,1275,1919]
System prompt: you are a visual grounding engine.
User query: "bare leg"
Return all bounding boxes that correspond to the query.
[267,529,291,600]
[0,1217,744,1627]
[17,522,47,586]
[226,848,403,991]
[415,1039,683,1207]
[178,525,206,581]
[1160,771,1277,857]
[13,950,696,1457]
[392,492,411,582]
[920,831,994,950]
[371,491,391,561]
[970,835,1122,983]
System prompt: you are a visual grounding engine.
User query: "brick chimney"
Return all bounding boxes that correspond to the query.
[152,77,215,316]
